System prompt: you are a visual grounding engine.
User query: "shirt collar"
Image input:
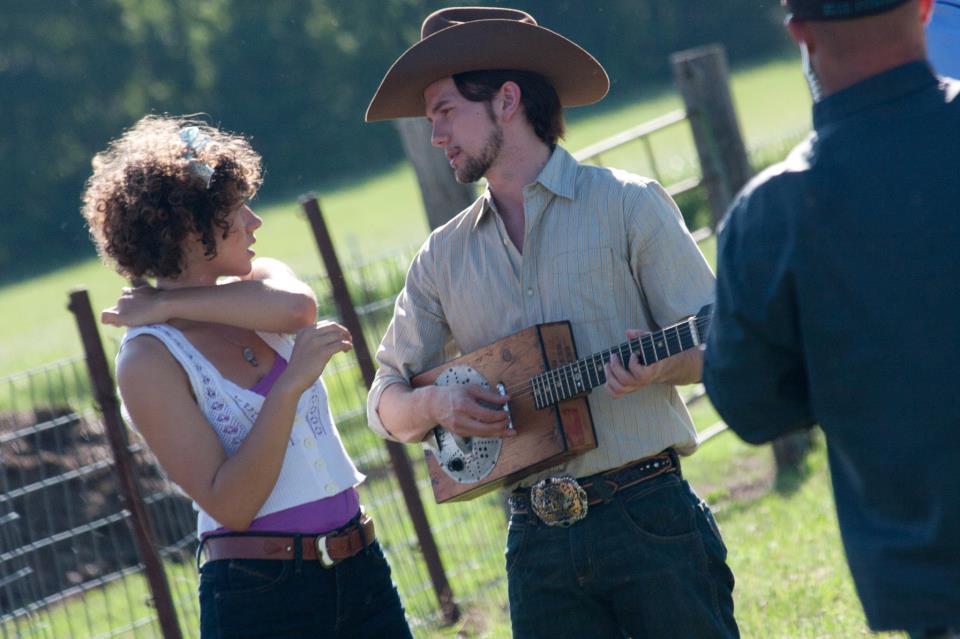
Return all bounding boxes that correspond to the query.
[535,145,578,200]
[472,145,578,229]
[812,61,938,130]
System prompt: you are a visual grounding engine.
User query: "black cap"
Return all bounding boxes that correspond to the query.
[785,0,911,20]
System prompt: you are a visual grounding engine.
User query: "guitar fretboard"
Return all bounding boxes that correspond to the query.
[531,308,712,410]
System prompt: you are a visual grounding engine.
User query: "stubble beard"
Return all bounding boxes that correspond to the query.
[455,122,504,184]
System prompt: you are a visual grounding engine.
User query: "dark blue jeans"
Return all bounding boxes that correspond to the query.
[506,473,739,639]
[198,540,412,639]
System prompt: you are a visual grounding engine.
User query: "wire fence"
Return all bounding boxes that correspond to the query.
[0,105,811,638]
[0,355,200,639]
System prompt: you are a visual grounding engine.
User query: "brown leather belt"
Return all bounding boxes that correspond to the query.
[200,513,375,568]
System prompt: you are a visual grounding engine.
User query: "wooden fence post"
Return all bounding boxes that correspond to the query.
[300,196,461,626]
[671,44,754,229]
[672,44,814,471]
[394,117,476,231]
[67,289,183,639]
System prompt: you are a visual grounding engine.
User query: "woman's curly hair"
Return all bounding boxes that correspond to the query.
[82,115,263,279]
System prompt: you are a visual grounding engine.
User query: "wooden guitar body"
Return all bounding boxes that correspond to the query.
[411,305,712,504]
[412,322,597,503]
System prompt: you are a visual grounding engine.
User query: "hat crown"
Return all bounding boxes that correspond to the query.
[421,7,537,39]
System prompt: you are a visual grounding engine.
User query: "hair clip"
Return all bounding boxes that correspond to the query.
[179,126,215,188]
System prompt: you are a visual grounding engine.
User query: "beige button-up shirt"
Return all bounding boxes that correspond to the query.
[367,146,714,484]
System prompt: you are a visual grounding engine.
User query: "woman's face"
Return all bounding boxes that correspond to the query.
[212,203,263,276]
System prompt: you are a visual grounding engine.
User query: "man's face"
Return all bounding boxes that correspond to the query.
[424,77,503,183]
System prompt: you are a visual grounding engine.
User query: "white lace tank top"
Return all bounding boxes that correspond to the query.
[120,324,365,536]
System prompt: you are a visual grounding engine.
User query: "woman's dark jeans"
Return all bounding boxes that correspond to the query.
[506,473,739,639]
[199,540,412,639]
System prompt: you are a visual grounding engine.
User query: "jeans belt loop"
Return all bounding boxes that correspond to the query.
[293,532,303,574]
[195,536,207,572]
[586,478,618,504]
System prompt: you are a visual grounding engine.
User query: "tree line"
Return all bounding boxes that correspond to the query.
[0,0,788,281]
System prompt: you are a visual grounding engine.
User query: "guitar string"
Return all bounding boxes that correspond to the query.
[497,318,709,401]
[499,318,707,396]
[499,320,707,398]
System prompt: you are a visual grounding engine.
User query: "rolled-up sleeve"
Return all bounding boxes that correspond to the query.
[627,180,716,324]
[702,187,815,443]
[366,240,452,440]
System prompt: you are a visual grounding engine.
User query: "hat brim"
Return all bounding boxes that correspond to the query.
[365,20,609,122]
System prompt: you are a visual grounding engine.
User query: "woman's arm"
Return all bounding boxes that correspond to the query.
[118,320,352,531]
[102,258,317,332]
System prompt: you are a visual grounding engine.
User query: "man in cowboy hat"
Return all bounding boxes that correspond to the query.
[364,7,739,638]
[704,0,960,636]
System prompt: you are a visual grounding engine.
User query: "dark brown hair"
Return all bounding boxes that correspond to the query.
[453,70,565,146]
[81,115,262,279]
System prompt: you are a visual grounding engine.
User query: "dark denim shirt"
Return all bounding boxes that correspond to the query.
[703,62,960,631]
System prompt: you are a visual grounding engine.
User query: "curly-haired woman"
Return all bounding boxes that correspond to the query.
[82,115,412,639]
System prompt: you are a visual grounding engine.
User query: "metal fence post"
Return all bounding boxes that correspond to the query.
[671,44,754,228]
[299,195,461,625]
[67,289,184,639]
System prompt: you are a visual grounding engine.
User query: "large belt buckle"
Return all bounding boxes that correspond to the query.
[529,474,588,527]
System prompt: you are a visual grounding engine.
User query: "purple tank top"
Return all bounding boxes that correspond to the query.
[209,352,359,535]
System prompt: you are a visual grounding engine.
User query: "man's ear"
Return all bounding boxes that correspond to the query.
[786,18,817,56]
[786,18,808,47]
[496,81,523,121]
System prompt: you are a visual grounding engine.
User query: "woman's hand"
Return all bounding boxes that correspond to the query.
[277,321,354,396]
[102,286,168,327]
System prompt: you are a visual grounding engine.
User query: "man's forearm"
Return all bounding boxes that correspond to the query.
[651,347,703,386]
[376,383,440,444]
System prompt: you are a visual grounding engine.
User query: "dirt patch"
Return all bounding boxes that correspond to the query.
[0,407,193,613]
[696,450,776,512]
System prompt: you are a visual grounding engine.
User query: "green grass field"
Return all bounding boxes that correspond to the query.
[0,55,810,379]
[8,413,904,639]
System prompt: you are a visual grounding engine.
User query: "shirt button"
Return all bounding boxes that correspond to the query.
[314,459,325,471]
[503,237,510,246]
[324,483,337,495]
[303,437,315,448]
[526,288,534,297]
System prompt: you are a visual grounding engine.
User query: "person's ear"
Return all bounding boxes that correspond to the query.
[919,0,934,25]
[787,18,821,59]
[786,18,810,49]
[496,81,522,121]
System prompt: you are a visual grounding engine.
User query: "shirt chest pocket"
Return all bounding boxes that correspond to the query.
[549,246,617,323]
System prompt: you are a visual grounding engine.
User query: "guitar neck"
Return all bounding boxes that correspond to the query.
[531,309,712,410]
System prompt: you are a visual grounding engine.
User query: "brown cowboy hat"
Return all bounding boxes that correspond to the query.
[365,7,609,122]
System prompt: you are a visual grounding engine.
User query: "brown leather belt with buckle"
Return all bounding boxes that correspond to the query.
[511,450,680,527]
[200,513,375,568]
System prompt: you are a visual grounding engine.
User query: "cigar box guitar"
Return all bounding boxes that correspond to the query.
[411,304,712,503]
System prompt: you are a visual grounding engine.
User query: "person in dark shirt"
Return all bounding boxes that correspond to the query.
[703,1,960,637]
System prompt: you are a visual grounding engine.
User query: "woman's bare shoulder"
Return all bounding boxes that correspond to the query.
[117,332,189,393]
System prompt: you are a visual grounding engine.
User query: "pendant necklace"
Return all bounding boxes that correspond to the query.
[220,332,259,367]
